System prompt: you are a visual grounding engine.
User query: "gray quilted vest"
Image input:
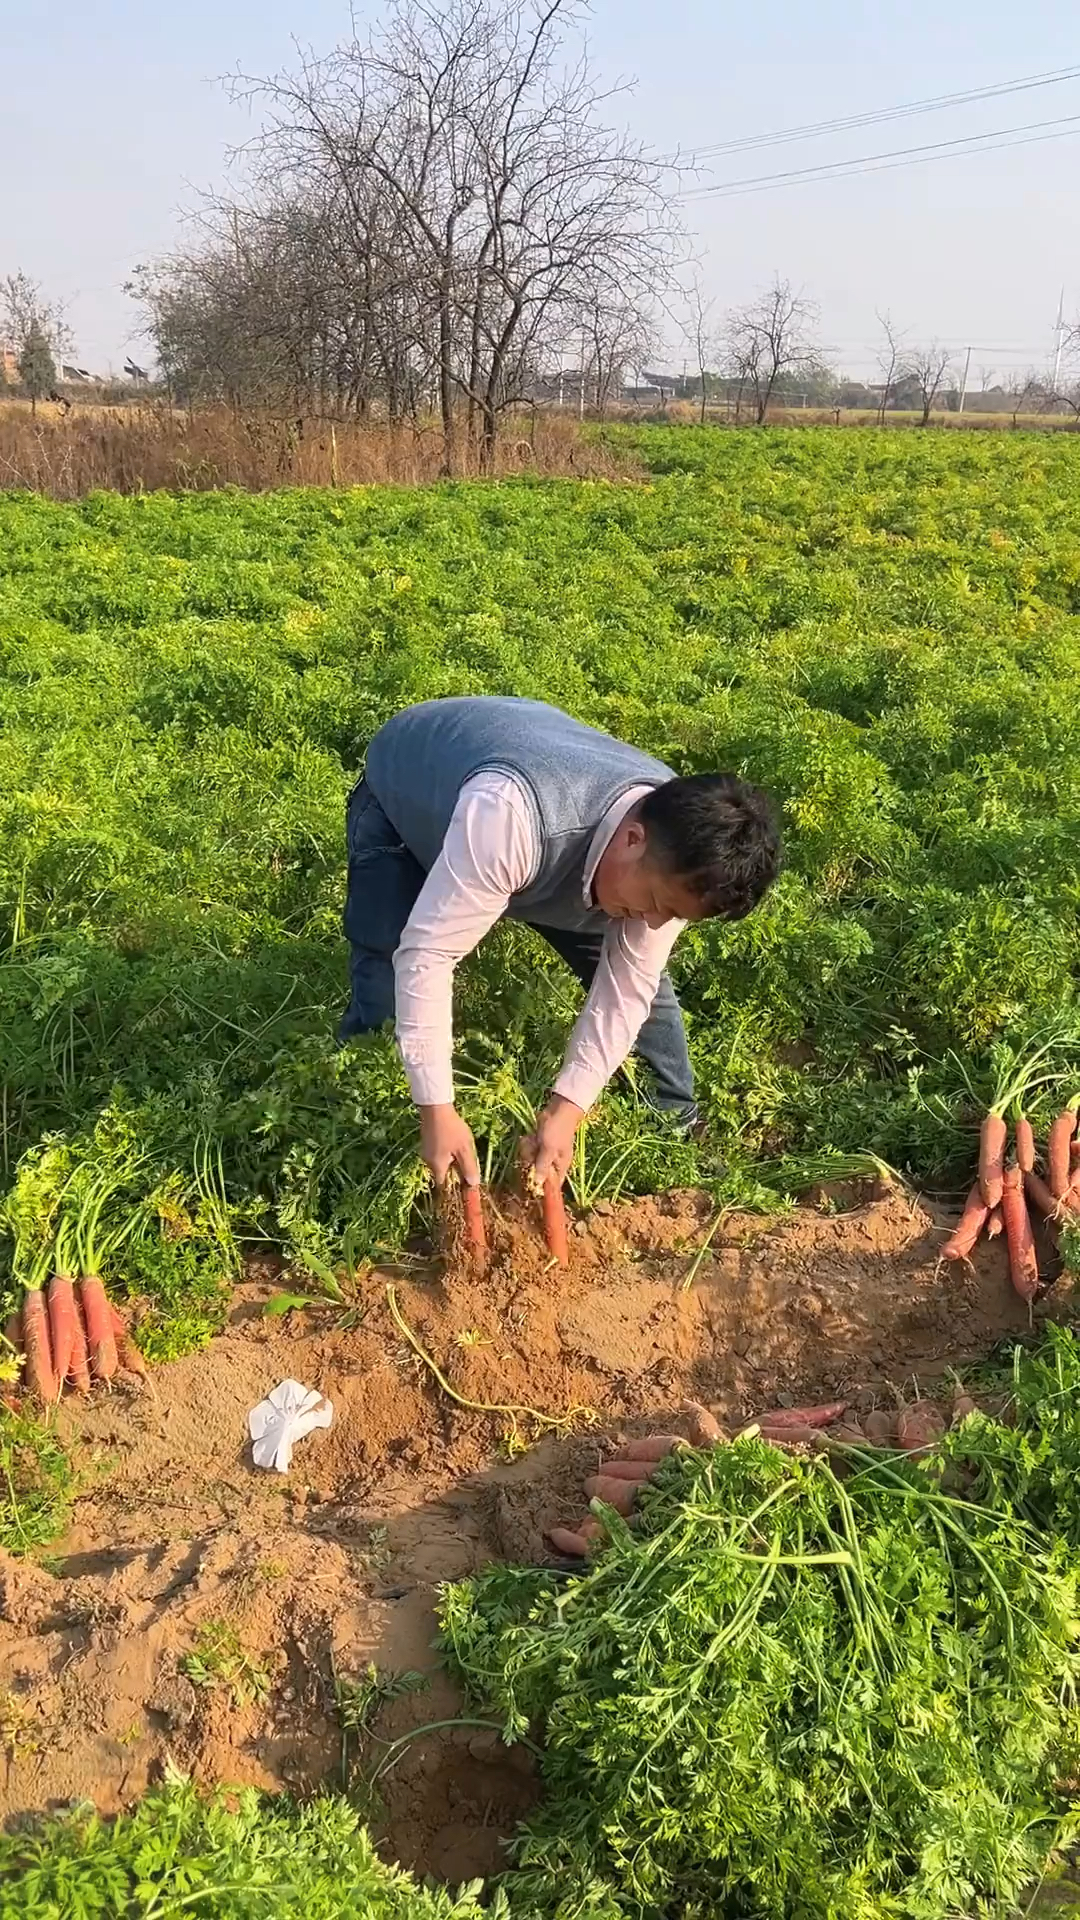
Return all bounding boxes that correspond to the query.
[364,696,674,932]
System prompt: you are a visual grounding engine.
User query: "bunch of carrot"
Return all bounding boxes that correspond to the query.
[5,1277,147,1404]
[447,1167,569,1269]
[942,1093,1080,1302]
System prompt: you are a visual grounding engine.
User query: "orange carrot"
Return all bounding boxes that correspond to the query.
[461,1184,487,1256]
[941,1183,990,1262]
[584,1474,637,1515]
[542,1176,569,1267]
[1047,1103,1079,1199]
[755,1401,848,1429]
[47,1275,77,1390]
[1002,1165,1039,1302]
[1025,1169,1079,1220]
[108,1305,149,1379]
[978,1113,1008,1209]
[987,1207,1004,1239]
[21,1290,57,1404]
[619,1434,686,1462]
[67,1292,91,1394]
[1015,1115,1035,1176]
[594,1459,658,1484]
[79,1276,117,1381]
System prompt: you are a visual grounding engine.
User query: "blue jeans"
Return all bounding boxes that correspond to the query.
[339,780,697,1123]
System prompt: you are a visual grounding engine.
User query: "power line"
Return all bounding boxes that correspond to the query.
[679,110,1080,202]
[680,62,1080,162]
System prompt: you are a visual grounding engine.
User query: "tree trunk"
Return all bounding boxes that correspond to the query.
[480,400,498,471]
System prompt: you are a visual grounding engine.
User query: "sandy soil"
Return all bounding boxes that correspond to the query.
[0,1180,1063,1881]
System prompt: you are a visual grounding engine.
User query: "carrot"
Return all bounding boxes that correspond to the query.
[108,1305,150,1379]
[594,1459,659,1484]
[79,1276,117,1381]
[978,1113,1008,1210]
[584,1474,638,1515]
[47,1275,77,1390]
[941,1182,990,1262]
[21,1290,57,1404]
[986,1207,1004,1240]
[1001,1165,1039,1302]
[1047,1100,1079,1199]
[460,1184,487,1256]
[1015,1115,1036,1176]
[683,1403,723,1445]
[541,1176,569,1267]
[547,1525,591,1557]
[67,1292,91,1394]
[755,1401,848,1430]
[755,1423,822,1449]
[1025,1170,1071,1220]
[618,1434,687,1462]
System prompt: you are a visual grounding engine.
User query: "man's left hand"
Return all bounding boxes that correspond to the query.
[520,1094,585,1188]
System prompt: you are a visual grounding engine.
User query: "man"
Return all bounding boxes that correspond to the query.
[340,696,781,1189]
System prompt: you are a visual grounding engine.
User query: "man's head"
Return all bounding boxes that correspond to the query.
[592,775,782,928]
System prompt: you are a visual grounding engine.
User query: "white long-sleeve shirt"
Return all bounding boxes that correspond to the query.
[392,774,684,1111]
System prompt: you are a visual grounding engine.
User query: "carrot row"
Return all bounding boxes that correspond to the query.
[3,1278,148,1404]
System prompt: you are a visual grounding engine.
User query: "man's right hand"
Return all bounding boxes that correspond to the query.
[418,1104,481,1187]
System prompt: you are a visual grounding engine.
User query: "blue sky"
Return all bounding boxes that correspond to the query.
[5,0,1078,379]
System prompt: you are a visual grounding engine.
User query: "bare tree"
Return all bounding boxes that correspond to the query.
[722,277,820,425]
[580,289,653,416]
[1003,369,1050,430]
[683,277,716,426]
[2,272,72,366]
[902,342,953,426]
[205,0,678,470]
[1044,321,1080,427]
[874,310,905,426]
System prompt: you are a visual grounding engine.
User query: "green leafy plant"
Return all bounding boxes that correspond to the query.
[441,1328,1080,1920]
[0,1774,501,1918]
[180,1618,272,1709]
[334,1664,428,1790]
[0,1401,72,1555]
[4,431,1080,1303]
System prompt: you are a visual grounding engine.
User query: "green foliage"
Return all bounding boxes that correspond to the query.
[0,1400,72,1555]
[16,324,57,407]
[180,1618,272,1708]
[0,1776,499,1918]
[3,429,1080,1301]
[441,1329,1080,1920]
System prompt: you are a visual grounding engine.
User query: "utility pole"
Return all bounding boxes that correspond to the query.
[957,345,972,414]
[1053,287,1066,391]
[579,328,587,420]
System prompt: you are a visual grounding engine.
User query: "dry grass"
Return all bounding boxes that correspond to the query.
[0,401,638,498]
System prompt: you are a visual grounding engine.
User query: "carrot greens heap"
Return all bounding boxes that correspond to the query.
[441,1329,1080,1920]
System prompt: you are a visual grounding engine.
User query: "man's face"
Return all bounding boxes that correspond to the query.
[593,820,709,927]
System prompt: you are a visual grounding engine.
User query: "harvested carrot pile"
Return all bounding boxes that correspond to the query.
[442,1327,1080,1920]
[943,1089,1080,1301]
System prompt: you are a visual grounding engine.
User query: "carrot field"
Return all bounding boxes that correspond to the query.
[5,425,1080,1914]
[3,425,1080,1344]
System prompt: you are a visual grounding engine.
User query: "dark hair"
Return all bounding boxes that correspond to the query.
[639,774,782,920]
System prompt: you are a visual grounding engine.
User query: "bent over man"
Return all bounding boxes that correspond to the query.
[340,696,781,1189]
